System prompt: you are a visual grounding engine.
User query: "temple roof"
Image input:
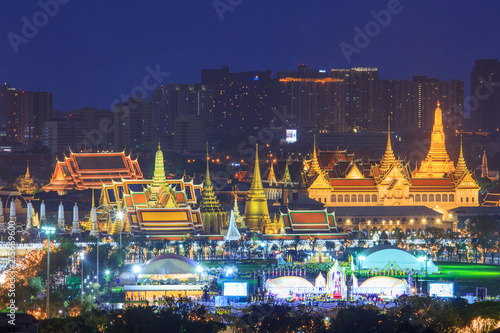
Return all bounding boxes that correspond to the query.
[44,151,143,192]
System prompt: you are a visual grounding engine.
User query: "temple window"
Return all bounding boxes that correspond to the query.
[436,194,441,202]
[371,194,377,202]
[472,197,474,203]
[351,194,357,202]
[442,194,448,202]
[358,194,363,202]
[345,194,350,203]
[365,194,370,202]
[422,194,428,202]
[338,195,343,203]
[331,194,336,203]
[449,194,454,202]
[429,194,434,202]
[466,197,469,203]
[415,194,421,202]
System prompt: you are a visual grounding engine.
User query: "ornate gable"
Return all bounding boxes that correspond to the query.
[308,172,332,190]
[455,172,479,189]
[345,163,364,179]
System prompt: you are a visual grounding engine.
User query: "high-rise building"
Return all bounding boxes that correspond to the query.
[332,67,380,131]
[150,84,214,150]
[201,66,277,135]
[380,76,463,132]
[277,64,345,132]
[174,114,205,152]
[43,118,70,154]
[4,85,53,144]
[113,97,153,151]
[0,83,12,131]
[42,107,114,154]
[471,59,500,131]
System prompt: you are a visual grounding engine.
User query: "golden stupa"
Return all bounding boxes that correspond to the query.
[243,144,271,232]
[414,102,455,178]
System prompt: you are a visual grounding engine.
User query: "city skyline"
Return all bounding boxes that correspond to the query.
[1,1,499,112]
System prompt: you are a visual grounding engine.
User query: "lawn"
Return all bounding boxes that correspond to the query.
[432,262,500,281]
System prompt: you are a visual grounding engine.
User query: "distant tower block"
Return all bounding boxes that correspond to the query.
[26,201,33,231]
[0,199,4,233]
[71,203,81,235]
[40,201,47,226]
[57,202,65,232]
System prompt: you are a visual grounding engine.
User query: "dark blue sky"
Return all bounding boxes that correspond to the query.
[1,0,499,112]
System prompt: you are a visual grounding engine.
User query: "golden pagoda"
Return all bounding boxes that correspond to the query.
[267,161,277,184]
[281,157,292,183]
[414,102,455,178]
[243,144,271,232]
[15,161,38,195]
[307,135,322,178]
[379,118,396,174]
[199,142,226,234]
[150,143,167,199]
[454,135,468,178]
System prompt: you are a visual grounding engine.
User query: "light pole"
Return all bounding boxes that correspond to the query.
[105,270,110,293]
[41,226,55,319]
[79,251,85,303]
[132,265,141,283]
[96,238,99,285]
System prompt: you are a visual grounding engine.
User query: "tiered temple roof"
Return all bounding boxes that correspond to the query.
[44,150,143,193]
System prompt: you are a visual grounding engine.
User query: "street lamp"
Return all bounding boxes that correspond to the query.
[79,252,85,303]
[41,226,56,319]
[105,270,110,293]
[132,265,141,282]
[358,255,366,271]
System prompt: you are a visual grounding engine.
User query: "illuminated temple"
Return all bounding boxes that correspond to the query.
[259,103,479,215]
[43,150,143,194]
[89,146,205,238]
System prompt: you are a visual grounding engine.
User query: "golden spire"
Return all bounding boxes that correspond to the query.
[243,144,271,232]
[267,160,277,183]
[455,135,468,177]
[205,141,212,188]
[91,186,95,208]
[199,142,224,215]
[415,102,455,177]
[281,157,292,183]
[151,142,167,198]
[25,160,30,178]
[380,117,396,174]
[308,135,322,177]
[250,144,264,191]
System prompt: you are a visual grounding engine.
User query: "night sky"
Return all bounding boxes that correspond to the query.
[1,0,499,113]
